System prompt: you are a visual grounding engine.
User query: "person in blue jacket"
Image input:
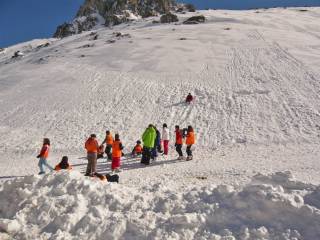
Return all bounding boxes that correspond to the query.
[151,127,161,161]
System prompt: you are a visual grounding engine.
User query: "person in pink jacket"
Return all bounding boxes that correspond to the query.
[37,138,53,175]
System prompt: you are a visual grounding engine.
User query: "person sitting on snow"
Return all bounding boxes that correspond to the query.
[185,93,194,104]
[54,156,73,171]
[97,145,105,159]
[132,140,143,156]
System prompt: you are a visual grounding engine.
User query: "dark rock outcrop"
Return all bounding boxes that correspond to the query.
[183,15,206,24]
[54,0,177,38]
[160,12,179,23]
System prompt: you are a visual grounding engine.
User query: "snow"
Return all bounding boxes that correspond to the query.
[1,171,320,239]
[0,7,320,239]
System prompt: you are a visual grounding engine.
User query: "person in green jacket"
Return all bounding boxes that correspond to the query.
[141,124,156,165]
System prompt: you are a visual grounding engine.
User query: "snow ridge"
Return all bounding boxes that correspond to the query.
[0,171,320,239]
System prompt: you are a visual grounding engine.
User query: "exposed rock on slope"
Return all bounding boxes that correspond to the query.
[54,0,177,38]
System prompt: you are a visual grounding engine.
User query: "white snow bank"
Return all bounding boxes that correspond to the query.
[0,171,320,239]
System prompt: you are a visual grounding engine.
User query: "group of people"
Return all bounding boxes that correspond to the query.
[36,124,196,177]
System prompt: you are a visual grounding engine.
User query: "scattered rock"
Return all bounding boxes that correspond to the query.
[90,34,98,40]
[160,12,179,23]
[152,20,160,24]
[298,9,309,12]
[183,15,206,24]
[78,44,94,48]
[0,48,5,53]
[196,176,207,180]
[113,32,122,37]
[106,39,116,44]
[113,32,131,39]
[224,27,231,30]
[80,55,86,58]
[179,37,187,40]
[12,51,24,58]
[36,42,50,50]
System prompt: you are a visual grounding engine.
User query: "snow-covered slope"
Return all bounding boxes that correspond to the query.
[1,7,320,239]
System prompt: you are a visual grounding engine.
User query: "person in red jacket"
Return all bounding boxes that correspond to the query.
[175,125,184,160]
[85,134,99,176]
[185,93,194,104]
[112,133,124,172]
[37,138,53,175]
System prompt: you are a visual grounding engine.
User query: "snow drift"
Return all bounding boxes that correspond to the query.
[1,171,320,239]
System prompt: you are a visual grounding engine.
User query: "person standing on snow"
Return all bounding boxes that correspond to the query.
[185,125,195,160]
[175,125,184,160]
[101,130,113,160]
[162,123,170,155]
[85,134,99,176]
[141,124,156,165]
[111,133,123,172]
[37,138,53,175]
[151,127,161,161]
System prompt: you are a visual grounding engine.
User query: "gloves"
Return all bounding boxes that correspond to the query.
[36,155,41,158]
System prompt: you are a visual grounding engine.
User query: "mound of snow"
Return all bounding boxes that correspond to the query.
[0,171,320,239]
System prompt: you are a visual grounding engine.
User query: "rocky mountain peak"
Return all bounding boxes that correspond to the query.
[53,0,179,38]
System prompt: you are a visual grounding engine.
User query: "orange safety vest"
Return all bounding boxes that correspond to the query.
[112,140,122,158]
[105,134,114,145]
[186,131,195,145]
[85,138,99,153]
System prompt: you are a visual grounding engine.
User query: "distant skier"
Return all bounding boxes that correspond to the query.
[141,124,156,165]
[162,123,170,155]
[85,134,99,176]
[37,138,53,175]
[185,93,194,104]
[54,156,72,171]
[112,133,124,172]
[102,130,113,160]
[185,126,195,160]
[132,140,143,156]
[175,125,184,160]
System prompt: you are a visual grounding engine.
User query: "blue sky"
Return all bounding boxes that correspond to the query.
[0,0,319,47]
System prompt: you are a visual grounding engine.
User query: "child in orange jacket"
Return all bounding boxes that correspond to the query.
[131,140,143,156]
[112,134,124,172]
[37,138,53,175]
[185,126,195,160]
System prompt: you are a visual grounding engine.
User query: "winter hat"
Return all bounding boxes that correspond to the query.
[115,133,120,141]
[163,123,167,128]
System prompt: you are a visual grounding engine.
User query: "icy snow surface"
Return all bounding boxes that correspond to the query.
[0,7,320,239]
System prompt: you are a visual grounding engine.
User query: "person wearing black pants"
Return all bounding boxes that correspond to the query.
[186,145,192,157]
[141,147,152,165]
[175,125,184,160]
[175,144,183,158]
